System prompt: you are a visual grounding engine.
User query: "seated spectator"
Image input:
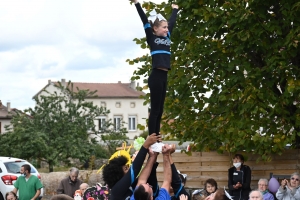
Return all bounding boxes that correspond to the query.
[276,172,300,200]
[257,179,274,200]
[192,179,218,200]
[249,190,263,200]
[79,183,89,195]
[5,191,17,200]
[204,188,232,200]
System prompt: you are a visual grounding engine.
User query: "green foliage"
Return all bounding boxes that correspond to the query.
[0,81,109,172]
[100,119,129,155]
[127,0,300,159]
[138,130,148,139]
[91,144,110,159]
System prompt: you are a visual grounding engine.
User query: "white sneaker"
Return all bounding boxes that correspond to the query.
[151,142,164,153]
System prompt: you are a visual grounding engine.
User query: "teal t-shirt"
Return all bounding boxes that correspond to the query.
[14,175,43,200]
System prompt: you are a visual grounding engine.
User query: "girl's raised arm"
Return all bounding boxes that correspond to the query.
[133,1,153,42]
[168,4,179,34]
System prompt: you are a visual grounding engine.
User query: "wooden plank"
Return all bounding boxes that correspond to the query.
[200,161,229,166]
[156,156,201,163]
[156,165,227,172]
[251,164,299,170]
[200,156,231,162]
[150,150,300,190]
[201,152,230,157]
[201,171,229,176]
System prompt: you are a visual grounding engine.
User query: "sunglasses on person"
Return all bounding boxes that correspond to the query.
[291,177,299,181]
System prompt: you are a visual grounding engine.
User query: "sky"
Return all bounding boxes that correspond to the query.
[0,0,163,110]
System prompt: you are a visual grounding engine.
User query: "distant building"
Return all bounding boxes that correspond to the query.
[33,79,148,139]
[0,101,18,134]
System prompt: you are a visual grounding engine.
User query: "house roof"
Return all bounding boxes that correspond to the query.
[0,102,17,119]
[33,80,145,99]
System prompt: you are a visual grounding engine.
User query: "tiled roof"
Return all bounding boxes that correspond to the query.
[33,80,145,99]
[71,82,145,98]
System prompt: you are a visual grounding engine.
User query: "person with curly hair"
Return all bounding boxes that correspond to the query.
[102,133,161,200]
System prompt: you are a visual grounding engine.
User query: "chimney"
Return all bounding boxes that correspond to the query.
[61,78,66,87]
[118,81,121,84]
[0,100,2,108]
[7,102,11,112]
[130,80,136,90]
[48,79,51,84]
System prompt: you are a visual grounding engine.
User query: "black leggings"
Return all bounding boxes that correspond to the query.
[148,68,168,135]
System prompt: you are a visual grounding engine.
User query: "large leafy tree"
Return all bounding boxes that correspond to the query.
[128,0,300,159]
[1,82,113,172]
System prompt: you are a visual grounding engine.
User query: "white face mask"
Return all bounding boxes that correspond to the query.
[233,162,241,168]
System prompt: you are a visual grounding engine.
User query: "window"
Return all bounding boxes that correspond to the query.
[98,117,106,133]
[130,102,135,108]
[114,116,122,131]
[101,102,106,108]
[128,116,136,131]
[115,102,121,108]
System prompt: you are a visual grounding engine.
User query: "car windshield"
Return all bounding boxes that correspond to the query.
[4,161,37,174]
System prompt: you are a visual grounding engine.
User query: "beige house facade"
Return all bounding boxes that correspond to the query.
[33,79,148,139]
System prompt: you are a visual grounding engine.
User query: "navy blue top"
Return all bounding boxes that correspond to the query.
[135,2,178,70]
[110,146,148,200]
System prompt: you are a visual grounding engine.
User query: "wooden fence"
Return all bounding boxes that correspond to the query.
[153,149,300,189]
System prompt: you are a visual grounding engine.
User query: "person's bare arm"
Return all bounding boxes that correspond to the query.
[161,144,172,192]
[12,188,18,195]
[31,189,41,200]
[136,148,158,186]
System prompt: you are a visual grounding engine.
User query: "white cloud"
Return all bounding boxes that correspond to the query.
[0,0,164,110]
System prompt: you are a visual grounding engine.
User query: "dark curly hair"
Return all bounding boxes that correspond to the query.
[102,156,129,189]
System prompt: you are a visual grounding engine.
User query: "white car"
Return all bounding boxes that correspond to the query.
[0,157,43,200]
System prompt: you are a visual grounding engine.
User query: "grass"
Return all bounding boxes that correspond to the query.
[37,166,71,173]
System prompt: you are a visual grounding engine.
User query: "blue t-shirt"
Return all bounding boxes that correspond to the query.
[156,188,170,200]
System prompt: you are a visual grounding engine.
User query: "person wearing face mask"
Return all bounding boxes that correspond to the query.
[13,164,43,200]
[228,154,251,200]
[276,172,300,200]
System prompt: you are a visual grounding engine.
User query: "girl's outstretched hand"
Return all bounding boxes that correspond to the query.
[172,4,179,9]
